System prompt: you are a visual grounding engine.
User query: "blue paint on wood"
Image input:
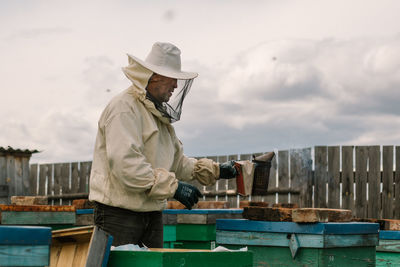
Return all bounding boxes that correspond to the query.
[0,244,50,266]
[76,209,94,215]
[102,235,114,267]
[0,226,52,245]
[1,211,76,225]
[163,209,243,215]
[380,230,400,240]
[216,219,379,235]
[216,230,378,248]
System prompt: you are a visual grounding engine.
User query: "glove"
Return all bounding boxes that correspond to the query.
[173,181,203,210]
[219,160,238,179]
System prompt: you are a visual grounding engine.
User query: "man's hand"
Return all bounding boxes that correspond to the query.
[219,160,238,179]
[173,181,203,210]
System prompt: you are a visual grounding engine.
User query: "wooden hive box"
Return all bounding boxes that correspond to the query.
[108,248,253,267]
[376,230,400,266]
[50,225,113,267]
[0,225,52,266]
[216,219,379,267]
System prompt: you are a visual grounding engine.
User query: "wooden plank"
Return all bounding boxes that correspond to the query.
[0,245,50,266]
[376,240,400,253]
[61,163,70,205]
[6,155,15,197]
[13,157,23,196]
[21,157,30,196]
[72,242,90,267]
[314,146,327,208]
[53,163,62,201]
[29,163,38,196]
[71,162,79,193]
[0,204,75,212]
[267,156,277,204]
[196,201,229,209]
[278,150,289,203]
[395,146,400,219]
[327,146,340,209]
[382,146,394,219]
[177,214,208,224]
[341,146,354,212]
[1,211,76,224]
[75,214,94,226]
[355,146,368,219]
[242,206,292,221]
[216,230,378,248]
[0,156,7,203]
[292,208,352,223]
[86,226,113,267]
[72,199,95,209]
[11,196,48,205]
[56,243,76,267]
[216,219,379,235]
[379,219,400,230]
[38,164,47,195]
[46,163,53,196]
[79,162,90,193]
[367,146,380,218]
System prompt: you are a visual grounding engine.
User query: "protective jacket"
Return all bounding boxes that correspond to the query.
[89,61,219,211]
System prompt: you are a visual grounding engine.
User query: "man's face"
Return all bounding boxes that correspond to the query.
[146,73,178,103]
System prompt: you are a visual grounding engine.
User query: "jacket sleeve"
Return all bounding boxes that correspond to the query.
[171,129,220,186]
[104,111,178,200]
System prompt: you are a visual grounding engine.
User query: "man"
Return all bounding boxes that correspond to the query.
[89,42,237,247]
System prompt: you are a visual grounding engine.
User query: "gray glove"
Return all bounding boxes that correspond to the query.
[173,181,202,210]
[219,160,238,179]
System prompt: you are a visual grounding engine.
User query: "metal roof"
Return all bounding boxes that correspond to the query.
[0,146,40,156]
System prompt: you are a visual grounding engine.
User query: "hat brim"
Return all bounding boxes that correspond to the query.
[127,54,198,80]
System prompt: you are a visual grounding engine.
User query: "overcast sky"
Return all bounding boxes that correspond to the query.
[1,0,399,164]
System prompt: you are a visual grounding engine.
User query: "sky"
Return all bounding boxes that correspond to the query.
[0,0,399,164]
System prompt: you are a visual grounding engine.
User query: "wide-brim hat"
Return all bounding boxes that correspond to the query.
[127,42,198,80]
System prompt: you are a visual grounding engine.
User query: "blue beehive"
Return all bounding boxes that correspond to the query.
[0,225,52,266]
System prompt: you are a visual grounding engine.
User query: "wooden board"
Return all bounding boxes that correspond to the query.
[341,146,354,212]
[51,226,113,267]
[242,206,292,221]
[278,150,289,203]
[216,219,379,235]
[382,146,394,219]
[291,208,352,223]
[216,230,378,248]
[379,219,400,230]
[355,146,368,218]
[1,211,76,225]
[395,146,400,219]
[0,204,75,211]
[327,146,340,209]
[368,146,380,218]
[11,196,48,205]
[314,146,328,208]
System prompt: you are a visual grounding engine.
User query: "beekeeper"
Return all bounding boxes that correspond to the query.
[89,42,237,247]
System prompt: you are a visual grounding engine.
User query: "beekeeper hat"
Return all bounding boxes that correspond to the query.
[127,42,198,80]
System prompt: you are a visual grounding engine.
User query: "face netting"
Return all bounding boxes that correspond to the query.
[146,79,193,123]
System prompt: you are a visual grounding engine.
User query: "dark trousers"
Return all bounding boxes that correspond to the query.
[94,202,163,248]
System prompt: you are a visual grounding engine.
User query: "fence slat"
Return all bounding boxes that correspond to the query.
[228,154,239,208]
[266,155,277,205]
[79,162,90,193]
[278,150,289,203]
[314,146,327,208]
[29,164,38,196]
[382,146,394,219]
[395,146,400,219]
[368,146,380,218]
[46,164,53,196]
[22,157,30,196]
[341,146,354,212]
[290,148,312,207]
[327,146,340,209]
[71,162,79,193]
[355,146,368,219]
[38,165,47,196]
[61,163,70,205]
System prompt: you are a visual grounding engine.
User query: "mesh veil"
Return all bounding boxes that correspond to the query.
[146,79,193,123]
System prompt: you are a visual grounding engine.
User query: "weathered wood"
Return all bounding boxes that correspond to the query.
[278,150,289,203]
[0,245,50,266]
[0,204,75,212]
[242,206,293,221]
[75,214,94,226]
[314,146,327,208]
[379,219,400,230]
[273,203,298,208]
[72,199,95,209]
[0,156,8,203]
[341,146,354,212]
[6,155,15,198]
[11,196,48,205]
[79,162,90,193]
[61,163,70,205]
[196,201,229,209]
[13,157,23,196]
[327,146,340,208]
[71,162,79,193]
[47,193,89,200]
[1,211,76,224]
[355,146,368,218]
[263,155,277,204]
[29,163,38,196]
[86,226,113,267]
[395,146,400,219]
[22,157,30,196]
[292,208,353,223]
[38,164,47,196]
[46,163,53,196]
[53,163,62,199]
[367,146,380,218]
[382,146,394,219]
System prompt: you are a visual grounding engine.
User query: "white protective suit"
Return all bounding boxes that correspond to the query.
[89,60,220,212]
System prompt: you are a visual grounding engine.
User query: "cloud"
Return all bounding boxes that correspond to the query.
[5,27,71,41]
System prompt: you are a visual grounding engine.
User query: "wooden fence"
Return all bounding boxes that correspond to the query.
[29,145,400,219]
